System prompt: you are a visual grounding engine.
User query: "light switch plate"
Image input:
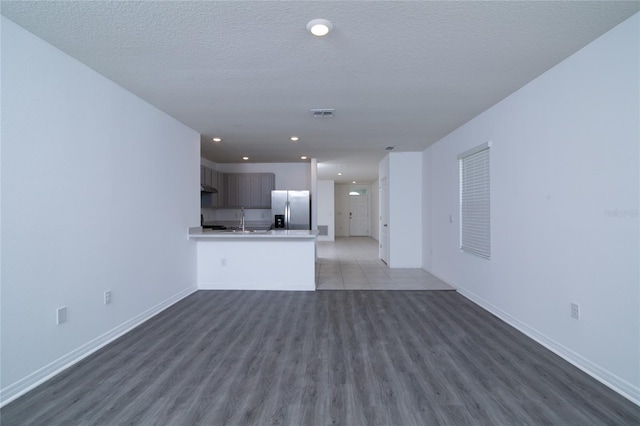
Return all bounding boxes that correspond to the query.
[57,306,67,325]
[571,303,580,320]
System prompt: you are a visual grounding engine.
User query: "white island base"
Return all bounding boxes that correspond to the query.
[191,229,317,291]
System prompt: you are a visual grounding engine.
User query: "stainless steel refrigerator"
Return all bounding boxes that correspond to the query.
[271,190,310,230]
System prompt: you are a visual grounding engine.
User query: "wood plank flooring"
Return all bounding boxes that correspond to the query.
[2,290,638,425]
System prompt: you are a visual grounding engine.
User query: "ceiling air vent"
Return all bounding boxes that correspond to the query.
[385,146,395,151]
[311,108,334,118]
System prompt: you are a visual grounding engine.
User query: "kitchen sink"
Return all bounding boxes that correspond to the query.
[211,228,270,234]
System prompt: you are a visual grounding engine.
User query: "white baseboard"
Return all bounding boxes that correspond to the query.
[422,268,639,405]
[455,286,640,406]
[198,282,315,291]
[0,285,198,407]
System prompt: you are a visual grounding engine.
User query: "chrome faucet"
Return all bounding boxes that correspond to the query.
[239,207,245,232]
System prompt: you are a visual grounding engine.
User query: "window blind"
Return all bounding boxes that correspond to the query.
[459,142,491,260]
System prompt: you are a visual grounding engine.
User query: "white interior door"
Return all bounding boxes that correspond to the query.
[379,178,389,263]
[349,195,369,236]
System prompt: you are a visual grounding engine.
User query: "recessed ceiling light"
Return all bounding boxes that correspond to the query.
[291,136,299,141]
[338,173,342,176]
[213,137,222,142]
[242,156,249,161]
[352,181,356,184]
[307,19,333,37]
[301,156,308,160]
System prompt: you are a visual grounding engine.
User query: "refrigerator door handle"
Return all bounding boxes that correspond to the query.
[285,201,290,229]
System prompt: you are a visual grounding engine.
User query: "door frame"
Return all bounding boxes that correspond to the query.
[379,177,389,264]
[348,194,369,236]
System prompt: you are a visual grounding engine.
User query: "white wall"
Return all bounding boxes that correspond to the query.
[421,154,432,272]
[388,152,423,268]
[197,238,316,291]
[379,157,390,261]
[1,18,200,404]
[335,185,349,237]
[201,157,217,170]
[422,13,639,402]
[311,158,318,233]
[370,179,380,241]
[317,180,335,241]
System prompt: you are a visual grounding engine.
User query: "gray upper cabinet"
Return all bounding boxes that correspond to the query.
[204,168,213,187]
[201,166,224,208]
[223,172,275,208]
[238,174,251,207]
[249,174,262,207]
[210,170,218,191]
[260,173,275,207]
[200,166,218,189]
[225,173,240,207]
[213,171,224,205]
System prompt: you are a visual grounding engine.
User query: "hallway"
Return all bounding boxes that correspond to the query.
[316,237,454,291]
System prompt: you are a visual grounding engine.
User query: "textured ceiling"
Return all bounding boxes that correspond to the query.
[2,1,638,183]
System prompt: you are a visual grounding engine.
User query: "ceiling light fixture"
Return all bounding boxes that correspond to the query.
[213,137,222,142]
[352,181,356,184]
[291,136,299,141]
[307,19,333,37]
[242,156,249,161]
[338,173,342,176]
[301,156,308,160]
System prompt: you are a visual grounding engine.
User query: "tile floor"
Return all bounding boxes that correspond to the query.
[316,237,455,290]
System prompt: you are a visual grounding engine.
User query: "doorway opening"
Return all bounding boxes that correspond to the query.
[349,190,369,236]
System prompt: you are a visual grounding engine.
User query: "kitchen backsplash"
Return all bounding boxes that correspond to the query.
[201,208,272,222]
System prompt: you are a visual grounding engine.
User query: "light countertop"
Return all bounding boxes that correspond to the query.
[189,227,318,240]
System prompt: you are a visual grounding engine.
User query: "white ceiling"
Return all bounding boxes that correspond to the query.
[2,1,638,184]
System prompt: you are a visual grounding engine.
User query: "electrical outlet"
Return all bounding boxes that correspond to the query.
[221,258,227,266]
[104,290,112,305]
[571,303,580,320]
[57,306,67,325]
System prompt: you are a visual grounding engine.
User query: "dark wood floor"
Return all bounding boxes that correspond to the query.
[2,290,638,425]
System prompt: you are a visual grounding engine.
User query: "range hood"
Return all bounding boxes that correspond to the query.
[200,185,218,193]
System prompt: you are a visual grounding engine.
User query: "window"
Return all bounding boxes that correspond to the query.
[348,188,368,196]
[458,142,491,259]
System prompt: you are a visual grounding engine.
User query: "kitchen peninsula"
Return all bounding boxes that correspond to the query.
[189,228,318,291]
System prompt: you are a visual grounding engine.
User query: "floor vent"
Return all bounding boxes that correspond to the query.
[311,109,334,118]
